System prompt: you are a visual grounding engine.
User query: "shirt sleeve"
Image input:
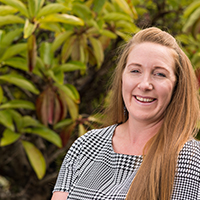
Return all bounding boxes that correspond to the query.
[171,140,200,200]
[53,135,85,193]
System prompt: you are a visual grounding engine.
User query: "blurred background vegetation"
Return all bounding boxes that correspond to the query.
[0,0,199,199]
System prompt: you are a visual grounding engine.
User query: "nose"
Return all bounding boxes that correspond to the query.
[137,76,153,91]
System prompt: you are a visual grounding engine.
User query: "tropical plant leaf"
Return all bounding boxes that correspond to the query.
[36,3,68,19]
[78,123,86,136]
[0,74,39,94]
[0,43,27,62]
[100,29,117,39]
[0,0,29,17]
[0,5,17,16]
[116,20,139,33]
[25,127,62,147]
[183,0,200,18]
[103,12,132,22]
[65,95,79,120]
[57,61,87,72]
[0,86,3,104]
[72,2,92,20]
[92,0,107,13]
[1,28,22,46]
[4,57,27,71]
[115,0,133,16]
[22,116,43,128]
[51,30,73,53]
[21,140,46,179]
[39,22,62,32]
[54,118,73,130]
[0,129,20,146]
[0,110,15,131]
[89,37,104,68]
[183,7,200,33]
[0,15,24,27]
[54,83,79,103]
[0,100,35,110]
[39,42,53,68]
[24,19,37,39]
[38,13,84,26]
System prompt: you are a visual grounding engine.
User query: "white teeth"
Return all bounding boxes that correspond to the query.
[136,96,154,102]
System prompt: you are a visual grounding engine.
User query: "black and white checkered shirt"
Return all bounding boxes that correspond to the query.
[53,125,200,199]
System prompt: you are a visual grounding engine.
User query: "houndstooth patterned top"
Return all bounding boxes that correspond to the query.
[53,125,200,200]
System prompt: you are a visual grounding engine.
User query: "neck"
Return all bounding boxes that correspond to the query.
[113,118,163,155]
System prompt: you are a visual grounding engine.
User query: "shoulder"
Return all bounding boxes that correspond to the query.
[70,124,117,149]
[177,139,200,172]
[179,139,200,158]
[83,124,117,140]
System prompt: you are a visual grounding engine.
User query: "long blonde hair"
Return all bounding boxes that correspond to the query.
[104,27,199,199]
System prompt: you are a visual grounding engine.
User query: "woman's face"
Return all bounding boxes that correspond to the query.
[122,42,176,124]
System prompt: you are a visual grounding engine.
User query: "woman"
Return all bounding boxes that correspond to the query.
[51,27,200,200]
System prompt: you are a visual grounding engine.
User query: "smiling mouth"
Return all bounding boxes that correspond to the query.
[135,96,156,103]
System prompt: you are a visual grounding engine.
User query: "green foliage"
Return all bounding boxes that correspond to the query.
[0,0,199,198]
[0,0,138,185]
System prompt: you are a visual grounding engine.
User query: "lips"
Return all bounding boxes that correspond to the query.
[135,96,156,103]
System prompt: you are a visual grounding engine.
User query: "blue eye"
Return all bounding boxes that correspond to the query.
[155,73,166,77]
[131,70,140,73]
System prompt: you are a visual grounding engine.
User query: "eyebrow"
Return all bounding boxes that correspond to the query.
[127,63,170,73]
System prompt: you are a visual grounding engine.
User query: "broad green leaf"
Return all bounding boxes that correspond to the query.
[183,7,200,33]
[115,0,133,16]
[78,124,86,136]
[54,118,73,129]
[0,110,14,131]
[116,20,139,32]
[0,15,24,27]
[0,0,29,17]
[39,22,62,33]
[22,116,42,128]
[93,0,106,13]
[25,127,62,147]
[103,12,132,22]
[51,30,73,53]
[36,0,45,13]
[0,100,35,110]
[39,42,53,68]
[54,83,79,103]
[7,109,23,131]
[0,129,20,146]
[0,29,5,42]
[0,5,17,16]
[36,3,68,19]
[65,84,80,103]
[5,57,27,71]
[21,140,46,179]
[0,74,39,94]
[57,61,86,72]
[115,30,131,41]
[53,70,64,85]
[28,0,36,18]
[24,19,37,39]
[0,86,3,104]
[72,3,92,20]
[38,13,84,26]
[0,43,26,62]
[89,37,104,68]
[65,95,78,120]
[184,1,200,18]
[1,28,22,46]
[100,29,117,39]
